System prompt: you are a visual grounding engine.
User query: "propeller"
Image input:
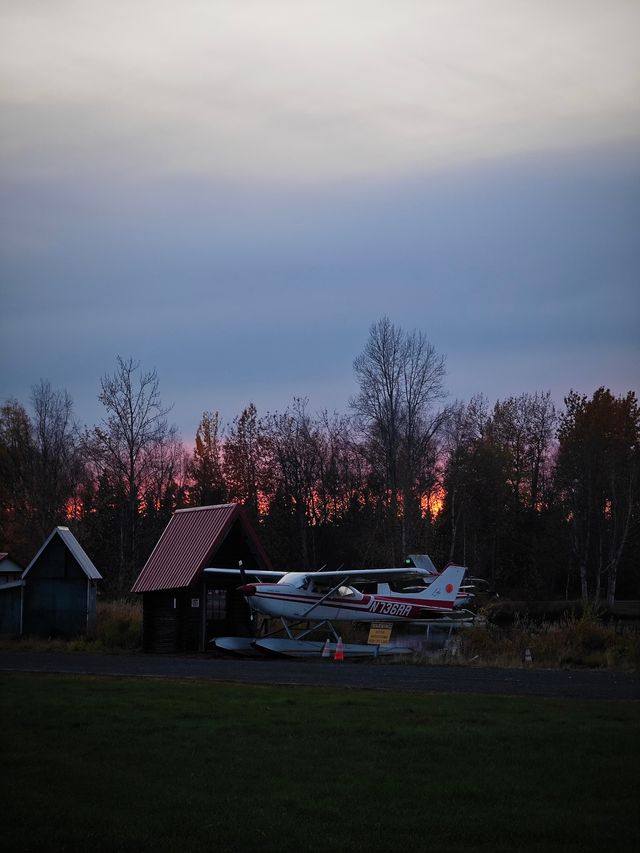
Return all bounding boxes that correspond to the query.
[237,561,256,626]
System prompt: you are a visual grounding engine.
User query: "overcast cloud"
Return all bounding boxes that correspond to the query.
[0,1,638,437]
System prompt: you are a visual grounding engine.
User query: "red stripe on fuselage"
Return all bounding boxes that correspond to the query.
[248,588,455,614]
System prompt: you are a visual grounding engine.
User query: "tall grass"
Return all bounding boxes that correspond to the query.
[3,597,638,668]
[95,598,142,650]
[455,612,639,669]
[0,598,143,653]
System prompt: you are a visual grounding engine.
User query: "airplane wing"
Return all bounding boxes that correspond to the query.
[204,567,287,580]
[298,567,436,586]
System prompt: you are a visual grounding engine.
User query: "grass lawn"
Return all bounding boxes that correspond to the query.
[1,674,638,853]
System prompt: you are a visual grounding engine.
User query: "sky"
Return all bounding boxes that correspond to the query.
[1,0,639,439]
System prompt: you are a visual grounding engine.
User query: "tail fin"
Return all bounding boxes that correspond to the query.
[424,565,466,607]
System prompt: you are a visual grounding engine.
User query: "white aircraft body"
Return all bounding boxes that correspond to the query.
[205,563,470,656]
[234,564,466,622]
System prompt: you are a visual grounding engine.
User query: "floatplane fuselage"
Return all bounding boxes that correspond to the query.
[238,564,467,623]
[205,562,470,657]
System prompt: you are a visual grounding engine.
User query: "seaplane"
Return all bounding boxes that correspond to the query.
[206,559,472,658]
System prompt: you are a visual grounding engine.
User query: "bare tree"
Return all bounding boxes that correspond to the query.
[352,319,405,562]
[314,410,361,526]
[189,411,227,506]
[223,403,272,522]
[526,391,557,514]
[267,398,321,567]
[441,395,489,563]
[144,423,187,514]
[31,380,80,539]
[399,328,447,553]
[557,388,639,605]
[352,317,446,561]
[0,399,35,560]
[92,356,172,592]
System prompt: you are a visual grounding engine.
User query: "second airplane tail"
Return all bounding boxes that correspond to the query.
[422,564,466,606]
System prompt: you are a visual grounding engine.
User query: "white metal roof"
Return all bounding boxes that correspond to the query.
[0,554,24,574]
[0,578,25,590]
[23,526,103,580]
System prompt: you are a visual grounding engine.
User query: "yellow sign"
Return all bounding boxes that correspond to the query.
[368,622,392,645]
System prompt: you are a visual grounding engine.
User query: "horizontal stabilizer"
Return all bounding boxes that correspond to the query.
[407,554,438,573]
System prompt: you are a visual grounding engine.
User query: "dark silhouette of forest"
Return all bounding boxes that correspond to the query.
[2,319,638,604]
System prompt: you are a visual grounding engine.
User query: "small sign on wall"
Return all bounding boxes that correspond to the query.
[191,598,200,608]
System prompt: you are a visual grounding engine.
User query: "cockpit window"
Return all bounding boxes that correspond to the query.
[314,583,355,598]
[337,585,354,597]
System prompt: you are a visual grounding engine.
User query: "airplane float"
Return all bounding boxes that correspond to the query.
[206,557,476,658]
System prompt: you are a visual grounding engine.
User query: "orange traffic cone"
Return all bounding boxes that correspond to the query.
[334,636,344,661]
[321,639,331,658]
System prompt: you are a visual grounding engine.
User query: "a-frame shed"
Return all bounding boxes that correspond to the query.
[22,526,102,637]
[131,504,272,653]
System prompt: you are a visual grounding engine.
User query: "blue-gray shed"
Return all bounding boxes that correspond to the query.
[0,554,25,635]
[22,527,102,637]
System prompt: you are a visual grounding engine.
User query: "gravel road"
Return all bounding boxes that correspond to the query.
[1,651,638,700]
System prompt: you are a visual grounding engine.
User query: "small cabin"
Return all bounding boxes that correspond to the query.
[132,504,272,653]
[0,553,24,585]
[21,527,102,637]
[0,553,25,635]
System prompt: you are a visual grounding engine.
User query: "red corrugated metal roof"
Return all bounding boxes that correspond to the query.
[131,503,271,593]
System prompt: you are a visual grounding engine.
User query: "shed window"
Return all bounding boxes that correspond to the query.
[206,589,227,620]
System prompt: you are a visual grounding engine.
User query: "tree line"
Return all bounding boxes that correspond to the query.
[1,318,638,604]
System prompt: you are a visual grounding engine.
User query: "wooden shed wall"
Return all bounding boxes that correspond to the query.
[142,590,200,653]
[0,584,22,635]
[22,537,97,637]
[140,516,264,652]
[142,583,253,653]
